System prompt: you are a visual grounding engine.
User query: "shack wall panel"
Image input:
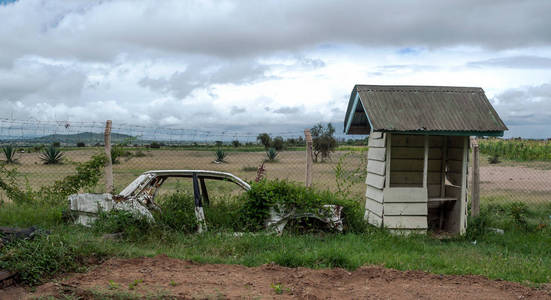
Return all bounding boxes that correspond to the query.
[365,210,382,227]
[365,198,384,216]
[365,185,384,202]
[384,203,427,216]
[368,147,386,161]
[384,216,427,229]
[383,187,427,203]
[366,172,385,189]
[368,138,386,148]
[367,160,386,176]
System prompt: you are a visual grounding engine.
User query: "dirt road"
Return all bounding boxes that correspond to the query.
[4,255,549,299]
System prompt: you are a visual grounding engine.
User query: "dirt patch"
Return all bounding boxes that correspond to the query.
[5,255,550,299]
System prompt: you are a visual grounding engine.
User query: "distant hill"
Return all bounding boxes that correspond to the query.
[24,132,135,145]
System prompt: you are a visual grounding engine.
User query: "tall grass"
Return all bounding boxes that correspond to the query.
[479,139,551,161]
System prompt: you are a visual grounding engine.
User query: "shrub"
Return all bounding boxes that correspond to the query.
[52,142,61,147]
[238,180,366,233]
[76,142,86,147]
[154,192,198,233]
[214,149,227,163]
[93,209,155,239]
[39,144,64,164]
[1,144,17,164]
[265,147,278,161]
[149,142,161,149]
[232,140,241,147]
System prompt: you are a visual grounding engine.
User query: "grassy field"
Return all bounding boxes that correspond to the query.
[0,198,550,286]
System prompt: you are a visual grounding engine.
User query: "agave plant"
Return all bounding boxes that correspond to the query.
[265,147,278,161]
[1,144,17,164]
[40,144,64,164]
[214,148,227,163]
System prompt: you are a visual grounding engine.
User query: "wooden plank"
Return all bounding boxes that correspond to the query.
[383,187,427,203]
[423,135,428,188]
[459,136,468,235]
[384,216,427,229]
[440,136,448,198]
[104,120,113,193]
[447,148,463,160]
[392,134,443,147]
[366,172,385,189]
[368,137,386,148]
[304,129,313,187]
[390,172,441,185]
[447,136,465,147]
[365,185,384,202]
[367,159,386,176]
[428,184,441,198]
[368,147,386,161]
[471,137,480,217]
[385,133,391,187]
[384,203,427,216]
[390,159,441,172]
[370,132,383,139]
[447,160,463,172]
[365,198,383,216]
[365,210,382,227]
[391,147,442,159]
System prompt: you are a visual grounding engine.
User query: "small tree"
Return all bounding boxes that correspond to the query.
[272,136,284,151]
[232,140,241,148]
[257,133,271,149]
[310,123,337,162]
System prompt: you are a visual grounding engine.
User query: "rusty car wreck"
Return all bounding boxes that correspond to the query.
[69,170,343,233]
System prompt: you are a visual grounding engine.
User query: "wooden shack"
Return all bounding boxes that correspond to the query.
[344,85,507,234]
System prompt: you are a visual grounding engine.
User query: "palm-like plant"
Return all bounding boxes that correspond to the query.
[1,144,17,164]
[40,144,64,164]
[265,147,278,161]
[214,149,227,163]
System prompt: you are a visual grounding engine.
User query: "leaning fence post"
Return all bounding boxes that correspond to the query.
[471,137,480,217]
[104,120,114,194]
[304,129,313,187]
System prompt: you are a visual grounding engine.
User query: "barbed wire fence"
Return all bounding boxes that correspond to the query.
[0,118,550,207]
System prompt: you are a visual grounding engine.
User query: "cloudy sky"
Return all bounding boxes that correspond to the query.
[1,0,550,138]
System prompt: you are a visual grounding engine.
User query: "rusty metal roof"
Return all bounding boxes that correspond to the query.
[344,85,508,136]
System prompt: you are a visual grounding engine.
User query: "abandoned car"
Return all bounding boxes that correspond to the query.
[69,170,343,233]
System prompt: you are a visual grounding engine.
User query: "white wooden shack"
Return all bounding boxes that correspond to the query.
[344,85,507,234]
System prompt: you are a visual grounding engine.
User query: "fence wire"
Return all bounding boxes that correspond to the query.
[0,119,549,207]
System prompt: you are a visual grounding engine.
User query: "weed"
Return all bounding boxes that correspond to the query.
[241,166,258,172]
[128,279,142,290]
[271,283,285,294]
[169,280,178,287]
[108,280,119,290]
[40,144,64,164]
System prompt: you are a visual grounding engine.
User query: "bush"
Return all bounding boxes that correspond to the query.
[40,144,64,164]
[149,142,161,149]
[272,136,284,151]
[232,140,241,147]
[1,144,17,164]
[93,209,155,240]
[488,154,500,164]
[154,192,198,233]
[76,142,86,147]
[238,180,366,233]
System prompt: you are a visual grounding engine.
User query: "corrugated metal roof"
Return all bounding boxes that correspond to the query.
[344,85,508,135]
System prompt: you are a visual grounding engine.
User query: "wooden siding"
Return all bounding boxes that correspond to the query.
[365,132,387,223]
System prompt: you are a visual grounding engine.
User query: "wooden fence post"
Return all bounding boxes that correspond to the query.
[104,120,113,194]
[471,137,480,217]
[304,129,313,187]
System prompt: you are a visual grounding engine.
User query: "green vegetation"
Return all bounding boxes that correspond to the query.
[265,147,278,161]
[479,138,551,161]
[1,144,17,164]
[214,148,227,163]
[39,144,64,164]
[311,123,337,162]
